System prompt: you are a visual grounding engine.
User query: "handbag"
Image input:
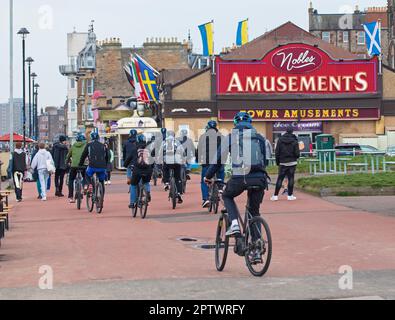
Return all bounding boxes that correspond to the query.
[46,159,56,174]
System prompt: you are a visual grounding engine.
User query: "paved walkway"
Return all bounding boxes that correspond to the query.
[1,175,395,299]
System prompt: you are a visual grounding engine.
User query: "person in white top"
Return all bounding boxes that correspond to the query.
[31,143,54,201]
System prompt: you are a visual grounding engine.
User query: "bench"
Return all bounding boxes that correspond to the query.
[305,159,320,175]
[347,163,369,173]
[383,161,395,172]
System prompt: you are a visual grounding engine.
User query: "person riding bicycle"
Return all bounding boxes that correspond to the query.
[79,132,109,194]
[178,129,195,182]
[66,133,87,203]
[124,134,153,209]
[204,112,269,262]
[198,120,225,208]
[160,130,185,204]
[123,129,138,180]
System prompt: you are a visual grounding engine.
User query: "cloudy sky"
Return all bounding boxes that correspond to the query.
[0,0,387,109]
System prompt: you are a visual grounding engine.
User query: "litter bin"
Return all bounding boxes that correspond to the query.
[316,134,335,161]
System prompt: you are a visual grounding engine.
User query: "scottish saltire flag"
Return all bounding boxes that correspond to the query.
[236,19,249,46]
[363,21,381,56]
[134,54,160,102]
[199,21,214,56]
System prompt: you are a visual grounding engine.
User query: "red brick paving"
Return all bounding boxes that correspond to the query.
[1,174,395,289]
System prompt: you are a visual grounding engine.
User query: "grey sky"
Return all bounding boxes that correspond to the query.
[0,0,387,109]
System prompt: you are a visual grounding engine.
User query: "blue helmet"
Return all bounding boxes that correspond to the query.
[137,134,146,144]
[234,112,252,125]
[90,131,100,141]
[129,129,138,138]
[206,120,218,131]
[76,134,86,142]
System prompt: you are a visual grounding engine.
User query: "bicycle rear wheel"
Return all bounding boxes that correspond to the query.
[215,214,230,272]
[76,181,82,210]
[95,182,104,214]
[170,178,177,210]
[244,216,272,277]
[132,185,140,218]
[86,185,94,213]
[140,188,149,219]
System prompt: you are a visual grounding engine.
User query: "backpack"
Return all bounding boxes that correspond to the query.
[88,142,107,167]
[232,128,266,173]
[137,148,150,168]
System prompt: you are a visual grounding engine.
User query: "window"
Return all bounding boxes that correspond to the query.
[357,31,365,45]
[81,79,85,95]
[86,54,94,68]
[343,31,349,43]
[87,104,93,120]
[322,32,331,43]
[69,99,76,113]
[87,79,94,95]
[70,78,75,89]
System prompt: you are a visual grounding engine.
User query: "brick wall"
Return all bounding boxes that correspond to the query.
[172,70,211,100]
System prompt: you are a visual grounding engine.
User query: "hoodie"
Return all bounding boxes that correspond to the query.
[12,148,27,172]
[123,137,137,161]
[275,133,300,166]
[66,141,87,168]
[31,149,54,171]
[52,142,69,170]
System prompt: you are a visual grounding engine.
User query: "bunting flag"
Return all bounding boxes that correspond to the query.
[236,19,249,46]
[134,54,159,102]
[363,21,381,56]
[199,21,214,56]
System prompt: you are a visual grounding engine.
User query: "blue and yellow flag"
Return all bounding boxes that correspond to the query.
[199,21,214,56]
[236,19,249,46]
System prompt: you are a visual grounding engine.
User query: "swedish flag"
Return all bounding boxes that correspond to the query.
[199,21,214,56]
[236,19,249,46]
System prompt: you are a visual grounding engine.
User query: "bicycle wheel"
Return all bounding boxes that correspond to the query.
[76,181,82,210]
[244,216,272,277]
[132,185,140,218]
[95,182,104,214]
[182,169,187,194]
[215,214,230,272]
[170,178,177,210]
[140,187,149,219]
[86,185,94,213]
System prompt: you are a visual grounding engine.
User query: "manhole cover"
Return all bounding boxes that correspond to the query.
[178,237,198,242]
[196,244,216,250]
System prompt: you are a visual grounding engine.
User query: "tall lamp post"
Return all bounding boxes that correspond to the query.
[31,72,37,139]
[9,0,14,153]
[17,27,30,147]
[34,83,40,141]
[25,57,34,138]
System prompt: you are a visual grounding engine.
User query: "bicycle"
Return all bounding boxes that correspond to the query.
[180,165,188,194]
[86,174,104,214]
[152,164,162,187]
[168,168,178,210]
[74,168,85,210]
[213,180,272,277]
[132,178,150,219]
[208,177,222,214]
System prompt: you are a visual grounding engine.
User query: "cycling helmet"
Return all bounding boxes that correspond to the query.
[180,129,188,137]
[76,134,86,142]
[206,120,218,130]
[137,134,146,144]
[234,112,252,125]
[90,131,100,141]
[129,129,138,138]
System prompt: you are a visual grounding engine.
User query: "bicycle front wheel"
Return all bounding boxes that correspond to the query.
[86,186,94,213]
[215,214,230,272]
[95,182,104,214]
[244,216,272,277]
[76,183,82,210]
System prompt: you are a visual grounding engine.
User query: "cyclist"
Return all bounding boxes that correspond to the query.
[178,129,195,182]
[66,133,87,203]
[124,134,153,209]
[79,132,109,194]
[160,130,184,204]
[198,120,225,208]
[204,112,268,262]
[123,129,138,182]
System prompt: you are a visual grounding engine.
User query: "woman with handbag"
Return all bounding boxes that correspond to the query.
[31,143,55,201]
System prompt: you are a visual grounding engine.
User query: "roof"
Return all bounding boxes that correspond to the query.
[221,21,360,61]
[158,69,201,86]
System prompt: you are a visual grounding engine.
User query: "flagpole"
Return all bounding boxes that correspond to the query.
[9,0,14,152]
[211,20,215,75]
[378,19,382,75]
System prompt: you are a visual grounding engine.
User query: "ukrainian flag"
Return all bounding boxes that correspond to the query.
[236,19,249,46]
[199,21,214,56]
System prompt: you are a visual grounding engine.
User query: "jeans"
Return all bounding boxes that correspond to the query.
[38,169,50,198]
[13,171,24,200]
[274,166,297,197]
[201,166,225,201]
[55,169,66,194]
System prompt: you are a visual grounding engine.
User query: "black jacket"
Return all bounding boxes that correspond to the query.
[197,129,224,167]
[52,142,69,170]
[275,133,300,166]
[12,150,27,173]
[79,141,109,169]
[123,137,137,161]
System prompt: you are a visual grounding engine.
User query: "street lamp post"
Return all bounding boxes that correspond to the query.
[34,83,40,141]
[26,57,34,138]
[31,72,37,138]
[9,0,14,153]
[17,27,30,147]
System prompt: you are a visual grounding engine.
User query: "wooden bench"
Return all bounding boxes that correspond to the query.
[383,161,395,172]
[347,163,369,173]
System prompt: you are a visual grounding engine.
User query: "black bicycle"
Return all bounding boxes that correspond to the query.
[168,169,178,210]
[86,174,104,214]
[208,177,222,214]
[132,179,150,219]
[74,169,84,210]
[152,164,162,187]
[213,180,272,277]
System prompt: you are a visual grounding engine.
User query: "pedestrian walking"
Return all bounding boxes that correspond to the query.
[105,143,114,185]
[31,144,42,199]
[31,143,55,201]
[265,139,273,167]
[10,142,28,202]
[271,126,300,202]
[52,136,69,197]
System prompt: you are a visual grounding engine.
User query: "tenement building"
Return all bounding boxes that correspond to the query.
[159,21,395,148]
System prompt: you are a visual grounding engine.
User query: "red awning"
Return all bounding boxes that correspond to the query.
[0,133,35,143]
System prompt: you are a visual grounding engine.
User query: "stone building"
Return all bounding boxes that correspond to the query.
[38,107,66,143]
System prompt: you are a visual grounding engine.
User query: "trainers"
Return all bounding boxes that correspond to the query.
[271,196,279,202]
[177,194,184,204]
[164,184,170,192]
[249,249,263,264]
[69,198,76,204]
[226,224,241,237]
[41,197,47,202]
[108,181,112,185]
[202,200,210,208]
[288,195,297,201]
